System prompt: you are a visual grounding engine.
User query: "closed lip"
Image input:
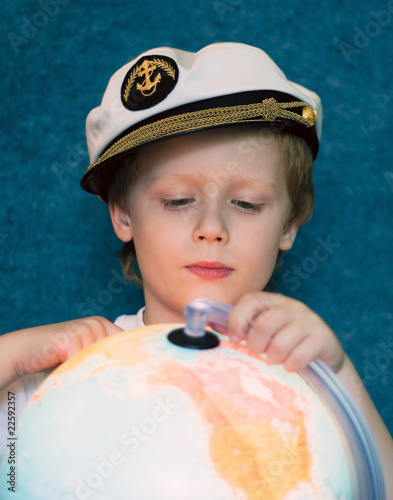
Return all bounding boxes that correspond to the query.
[185,261,234,280]
[186,261,233,270]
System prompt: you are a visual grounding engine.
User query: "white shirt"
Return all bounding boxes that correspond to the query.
[0,308,145,462]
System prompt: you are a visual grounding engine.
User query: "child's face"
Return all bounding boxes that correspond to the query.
[111,128,298,323]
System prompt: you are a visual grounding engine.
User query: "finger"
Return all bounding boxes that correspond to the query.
[207,322,227,335]
[245,311,290,353]
[66,331,98,359]
[281,331,341,373]
[227,291,286,341]
[94,316,124,337]
[283,325,344,373]
[234,295,295,352]
[281,336,321,373]
[84,316,124,339]
[64,317,123,359]
[262,321,309,365]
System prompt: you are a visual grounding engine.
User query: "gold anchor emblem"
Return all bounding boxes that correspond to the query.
[136,60,161,97]
[122,56,178,109]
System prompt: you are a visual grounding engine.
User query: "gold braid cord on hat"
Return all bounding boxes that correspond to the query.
[87,98,317,171]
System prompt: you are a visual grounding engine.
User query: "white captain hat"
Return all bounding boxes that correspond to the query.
[81,42,322,200]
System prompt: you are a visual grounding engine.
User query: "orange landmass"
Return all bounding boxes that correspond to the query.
[149,342,315,499]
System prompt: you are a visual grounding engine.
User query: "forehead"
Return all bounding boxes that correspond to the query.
[134,127,284,186]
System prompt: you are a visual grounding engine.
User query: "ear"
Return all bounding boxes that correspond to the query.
[109,203,133,242]
[279,220,298,251]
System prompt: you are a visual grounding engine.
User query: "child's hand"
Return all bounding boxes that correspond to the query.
[226,292,345,374]
[1,317,122,390]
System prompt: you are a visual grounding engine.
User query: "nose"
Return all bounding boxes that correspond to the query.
[192,203,229,244]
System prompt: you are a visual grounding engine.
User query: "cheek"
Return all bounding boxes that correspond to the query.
[245,238,278,272]
[238,212,285,250]
[243,244,278,291]
[237,218,285,273]
[132,219,181,269]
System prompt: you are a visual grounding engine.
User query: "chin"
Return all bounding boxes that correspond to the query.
[180,286,241,307]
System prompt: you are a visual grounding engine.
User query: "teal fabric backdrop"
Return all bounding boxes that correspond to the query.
[1,1,392,436]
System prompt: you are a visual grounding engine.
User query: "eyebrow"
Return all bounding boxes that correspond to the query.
[231,177,277,192]
[148,173,201,185]
[148,173,277,193]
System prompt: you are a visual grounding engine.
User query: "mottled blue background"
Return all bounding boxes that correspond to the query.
[1,1,392,435]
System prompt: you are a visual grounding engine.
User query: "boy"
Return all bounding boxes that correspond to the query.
[1,42,392,492]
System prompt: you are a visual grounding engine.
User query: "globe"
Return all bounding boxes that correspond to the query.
[0,323,384,499]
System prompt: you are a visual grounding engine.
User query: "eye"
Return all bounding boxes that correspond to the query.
[161,198,194,209]
[232,200,263,213]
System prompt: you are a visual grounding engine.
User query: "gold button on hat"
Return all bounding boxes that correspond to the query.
[81,42,322,201]
[302,105,318,124]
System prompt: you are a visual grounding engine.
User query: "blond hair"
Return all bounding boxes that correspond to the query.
[107,130,314,285]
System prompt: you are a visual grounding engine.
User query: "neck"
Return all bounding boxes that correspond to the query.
[142,296,185,326]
